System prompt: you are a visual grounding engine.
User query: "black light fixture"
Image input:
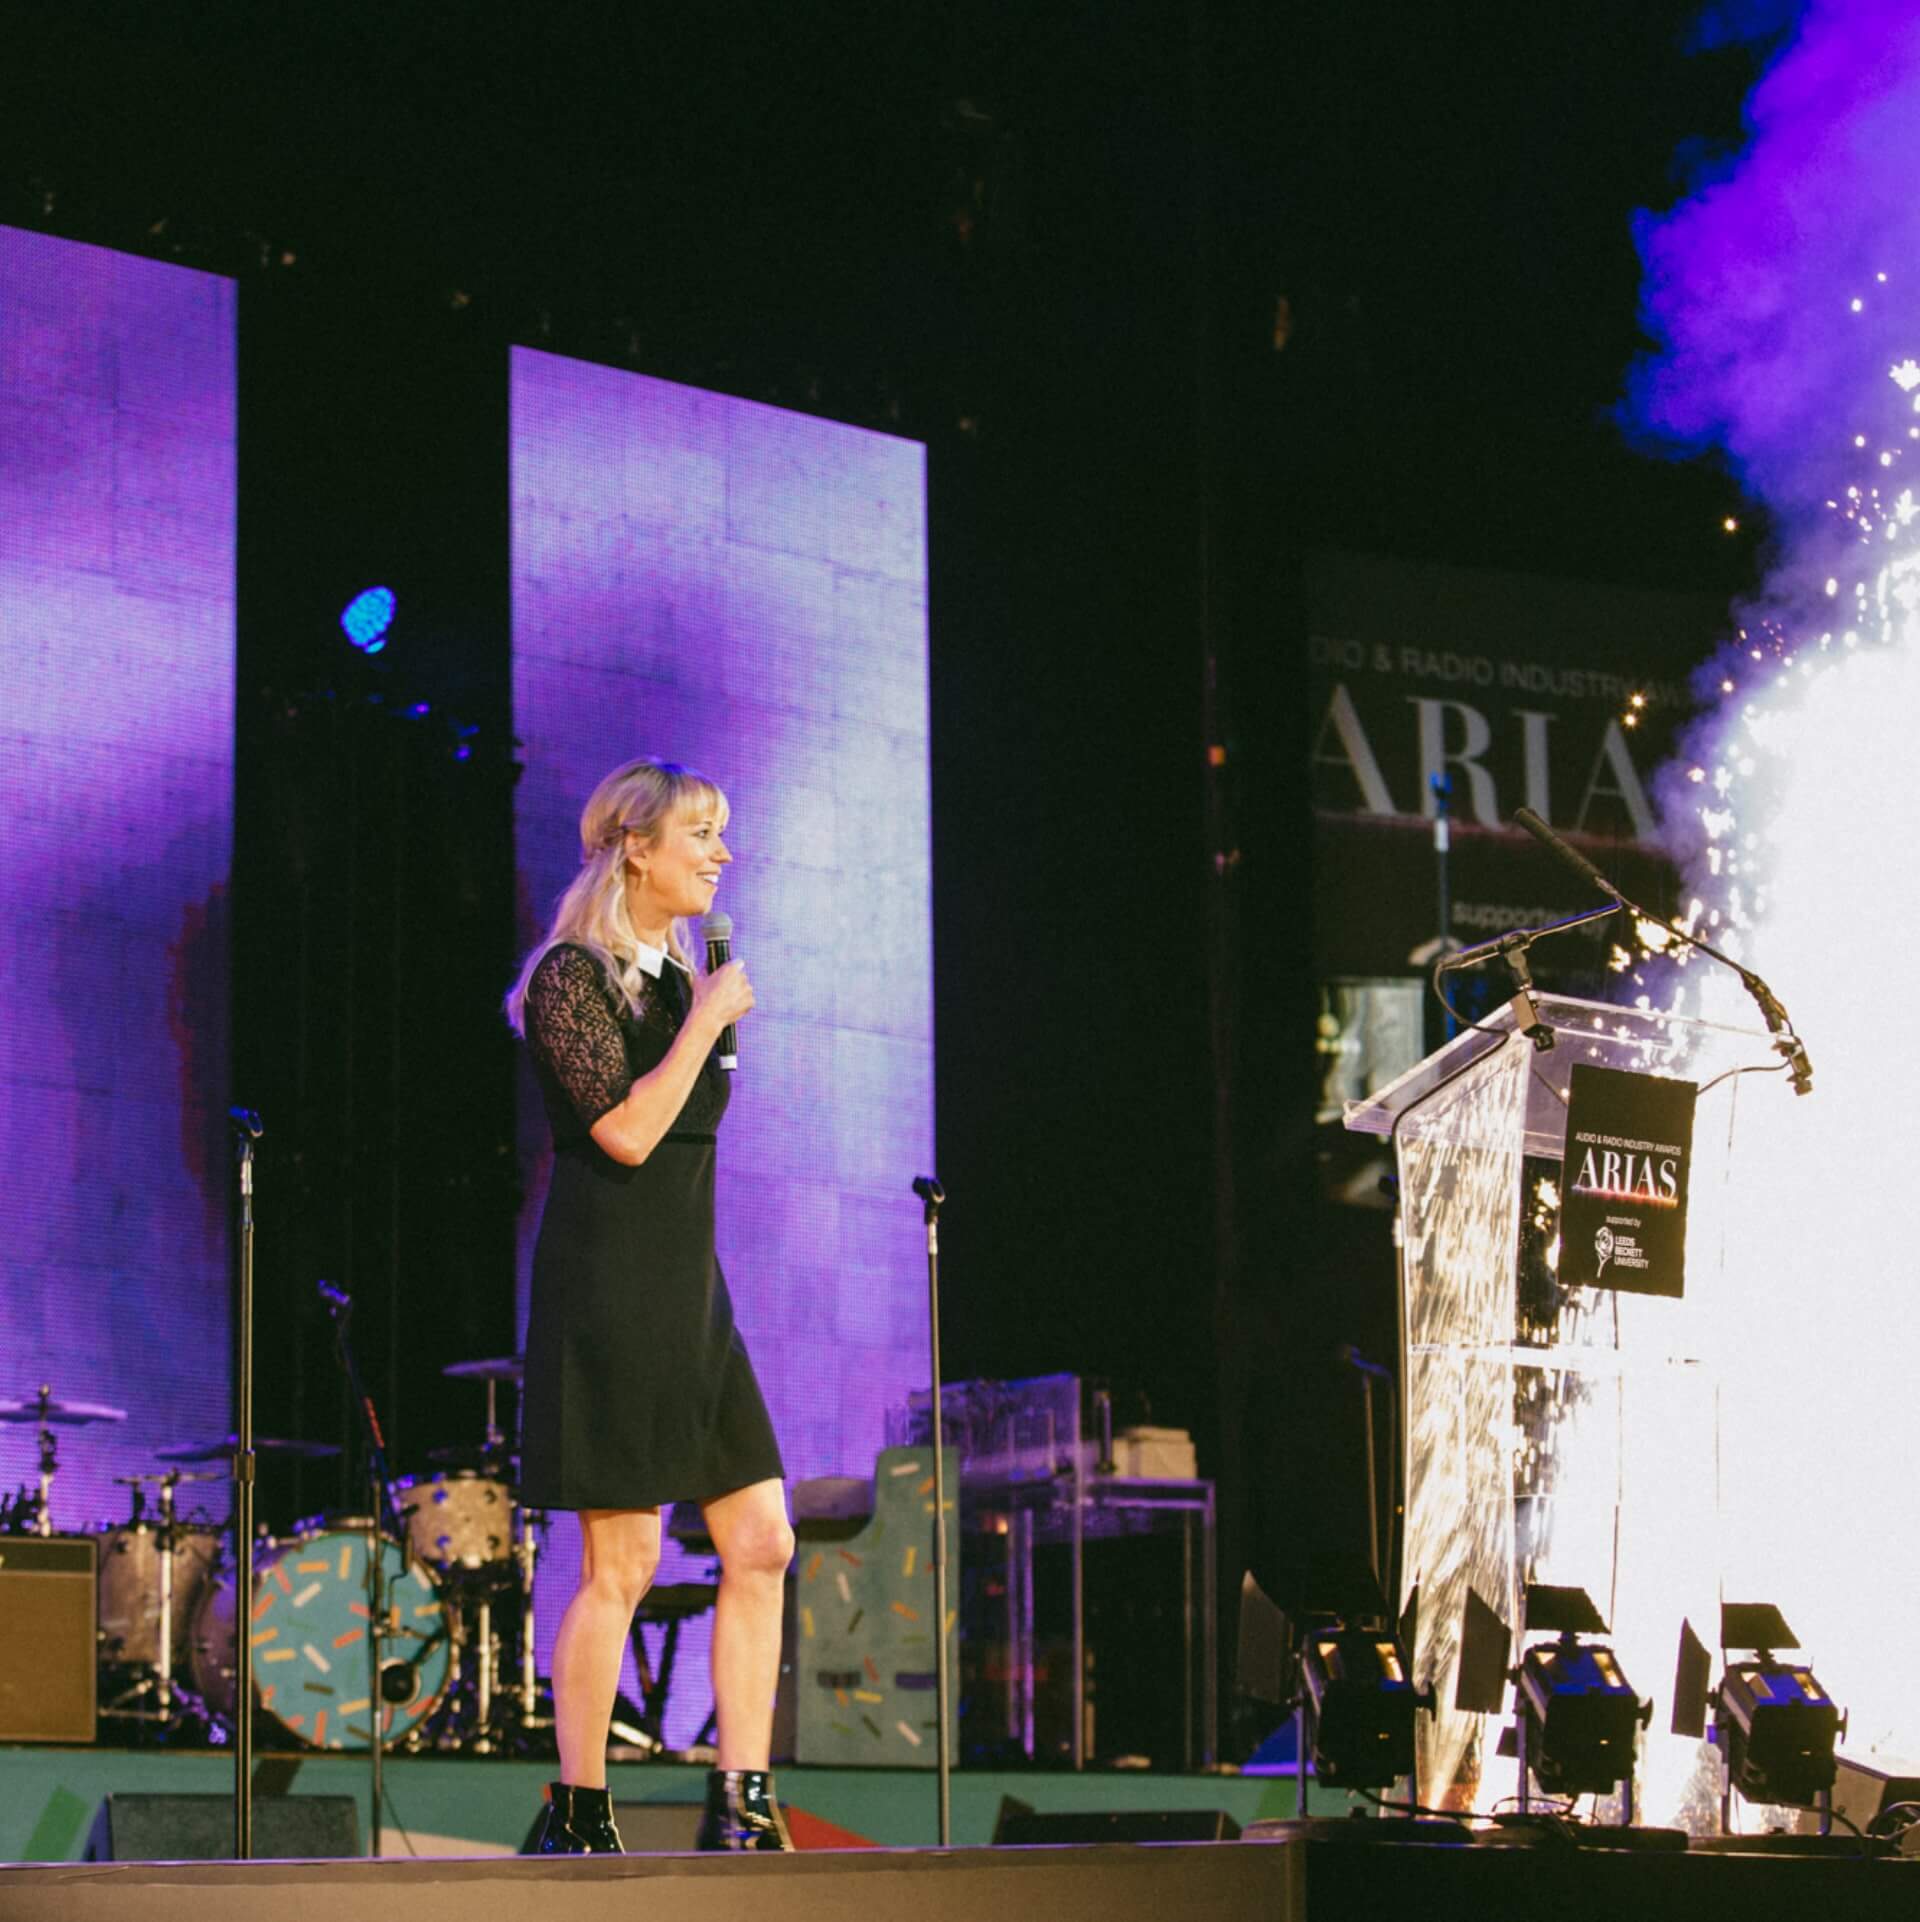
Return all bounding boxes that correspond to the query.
[1460,1582,1649,1818]
[1300,1619,1428,1788]
[1512,1585,1650,1801]
[1674,1603,1846,1822]
[1286,1561,1434,1809]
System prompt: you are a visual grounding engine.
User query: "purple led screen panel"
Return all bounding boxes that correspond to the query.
[0,227,236,1529]
[510,350,931,1736]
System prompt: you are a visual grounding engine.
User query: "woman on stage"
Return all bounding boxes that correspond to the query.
[506,755,795,1854]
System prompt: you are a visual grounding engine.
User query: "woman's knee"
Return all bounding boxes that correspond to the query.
[721,1511,795,1580]
[581,1515,660,1611]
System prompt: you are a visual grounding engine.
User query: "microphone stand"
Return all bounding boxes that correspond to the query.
[1436,902,1621,1051]
[319,1281,406,1859]
[1511,807,1814,1094]
[228,1106,262,1863]
[911,1175,952,1848]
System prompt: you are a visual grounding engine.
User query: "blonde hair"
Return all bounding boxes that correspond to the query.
[505,756,730,1036]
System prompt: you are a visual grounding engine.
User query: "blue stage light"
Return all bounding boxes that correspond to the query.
[341,586,396,653]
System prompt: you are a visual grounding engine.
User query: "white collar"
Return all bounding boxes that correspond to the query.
[632,937,691,980]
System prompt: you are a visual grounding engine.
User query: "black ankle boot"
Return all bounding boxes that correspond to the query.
[695,1768,794,1851]
[531,1781,624,1854]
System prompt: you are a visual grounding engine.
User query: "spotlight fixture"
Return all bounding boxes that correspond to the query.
[1289,1561,1434,1801]
[1300,1619,1429,1788]
[1460,1582,1649,1817]
[1675,1603,1846,1819]
[1511,1585,1649,1801]
[340,585,396,654]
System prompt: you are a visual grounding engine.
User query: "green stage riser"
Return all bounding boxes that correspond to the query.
[0,1747,1325,1860]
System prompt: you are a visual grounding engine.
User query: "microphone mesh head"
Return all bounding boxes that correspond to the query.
[699,910,733,942]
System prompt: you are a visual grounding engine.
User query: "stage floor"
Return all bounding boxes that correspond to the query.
[4,1834,1918,1922]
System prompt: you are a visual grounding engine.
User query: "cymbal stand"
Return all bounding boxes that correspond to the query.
[29,1385,57,1537]
[516,1505,549,1732]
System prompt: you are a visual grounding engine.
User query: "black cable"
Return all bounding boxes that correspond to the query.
[1427,956,1508,1041]
[1694,1060,1789,1100]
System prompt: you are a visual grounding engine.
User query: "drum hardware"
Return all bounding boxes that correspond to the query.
[441,1355,525,1467]
[515,1500,550,1734]
[96,1469,222,1730]
[0,1385,129,1536]
[154,1435,343,1464]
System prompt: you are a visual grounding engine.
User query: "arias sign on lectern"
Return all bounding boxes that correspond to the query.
[1558,1064,1697,1298]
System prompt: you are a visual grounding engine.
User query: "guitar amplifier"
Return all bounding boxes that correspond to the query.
[0,1534,97,1741]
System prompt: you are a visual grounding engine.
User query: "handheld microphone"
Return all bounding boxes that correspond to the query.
[700,911,739,1071]
[317,1278,352,1317]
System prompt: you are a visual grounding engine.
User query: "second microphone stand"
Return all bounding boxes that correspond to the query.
[320,1281,407,1859]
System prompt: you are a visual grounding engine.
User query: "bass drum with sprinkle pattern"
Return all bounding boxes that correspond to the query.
[188,1526,451,1749]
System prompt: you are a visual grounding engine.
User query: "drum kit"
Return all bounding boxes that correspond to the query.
[0,1360,558,1756]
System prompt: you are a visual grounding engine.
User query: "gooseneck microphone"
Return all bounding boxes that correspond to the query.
[700,910,739,1071]
[1510,807,1628,905]
[1509,806,1813,1095]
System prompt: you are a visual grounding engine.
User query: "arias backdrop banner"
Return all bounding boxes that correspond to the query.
[509,348,933,1742]
[1305,550,1719,978]
[0,227,236,1527]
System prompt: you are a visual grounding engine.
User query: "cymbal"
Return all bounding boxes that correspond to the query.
[0,1394,128,1425]
[155,1435,342,1464]
[443,1356,525,1383]
[425,1442,519,1470]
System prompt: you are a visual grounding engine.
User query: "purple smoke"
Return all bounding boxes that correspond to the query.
[1625,0,1920,512]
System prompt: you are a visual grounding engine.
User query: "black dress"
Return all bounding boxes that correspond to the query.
[518,942,785,1510]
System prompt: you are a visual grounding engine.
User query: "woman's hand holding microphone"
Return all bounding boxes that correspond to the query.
[692,959,755,1041]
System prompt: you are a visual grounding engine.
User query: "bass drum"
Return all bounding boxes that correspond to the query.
[189,1528,450,1750]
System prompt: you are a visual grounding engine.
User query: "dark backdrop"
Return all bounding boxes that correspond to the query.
[4,0,1767,1740]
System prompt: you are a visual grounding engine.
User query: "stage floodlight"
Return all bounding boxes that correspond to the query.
[341,585,396,653]
[1300,1623,1428,1787]
[1517,1640,1647,1795]
[1488,1585,1648,1804]
[1713,1603,1844,1810]
[1284,1557,1434,1795]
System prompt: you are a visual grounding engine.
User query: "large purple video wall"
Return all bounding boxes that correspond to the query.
[510,349,932,1736]
[0,228,236,1530]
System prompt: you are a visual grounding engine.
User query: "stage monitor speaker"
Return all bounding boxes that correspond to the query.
[0,1534,97,1742]
[517,1799,705,1853]
[1814,1752,1920,1843]
[83,1793,360,1861]
[992,1801,1242,1845]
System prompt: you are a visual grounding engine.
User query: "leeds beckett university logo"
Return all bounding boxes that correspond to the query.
[1594,1225,1615,1276]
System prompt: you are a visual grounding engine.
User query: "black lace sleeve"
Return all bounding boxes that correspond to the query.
[524,946,633,1130]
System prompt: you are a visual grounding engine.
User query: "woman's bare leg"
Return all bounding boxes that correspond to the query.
[551,1506,661,1787]
[701,1480,795,1769]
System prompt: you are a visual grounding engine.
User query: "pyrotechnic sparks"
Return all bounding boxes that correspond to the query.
[1621,0,1920,1798]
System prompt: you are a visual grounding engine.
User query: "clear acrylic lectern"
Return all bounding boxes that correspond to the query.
[1346,992,1783,1809]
